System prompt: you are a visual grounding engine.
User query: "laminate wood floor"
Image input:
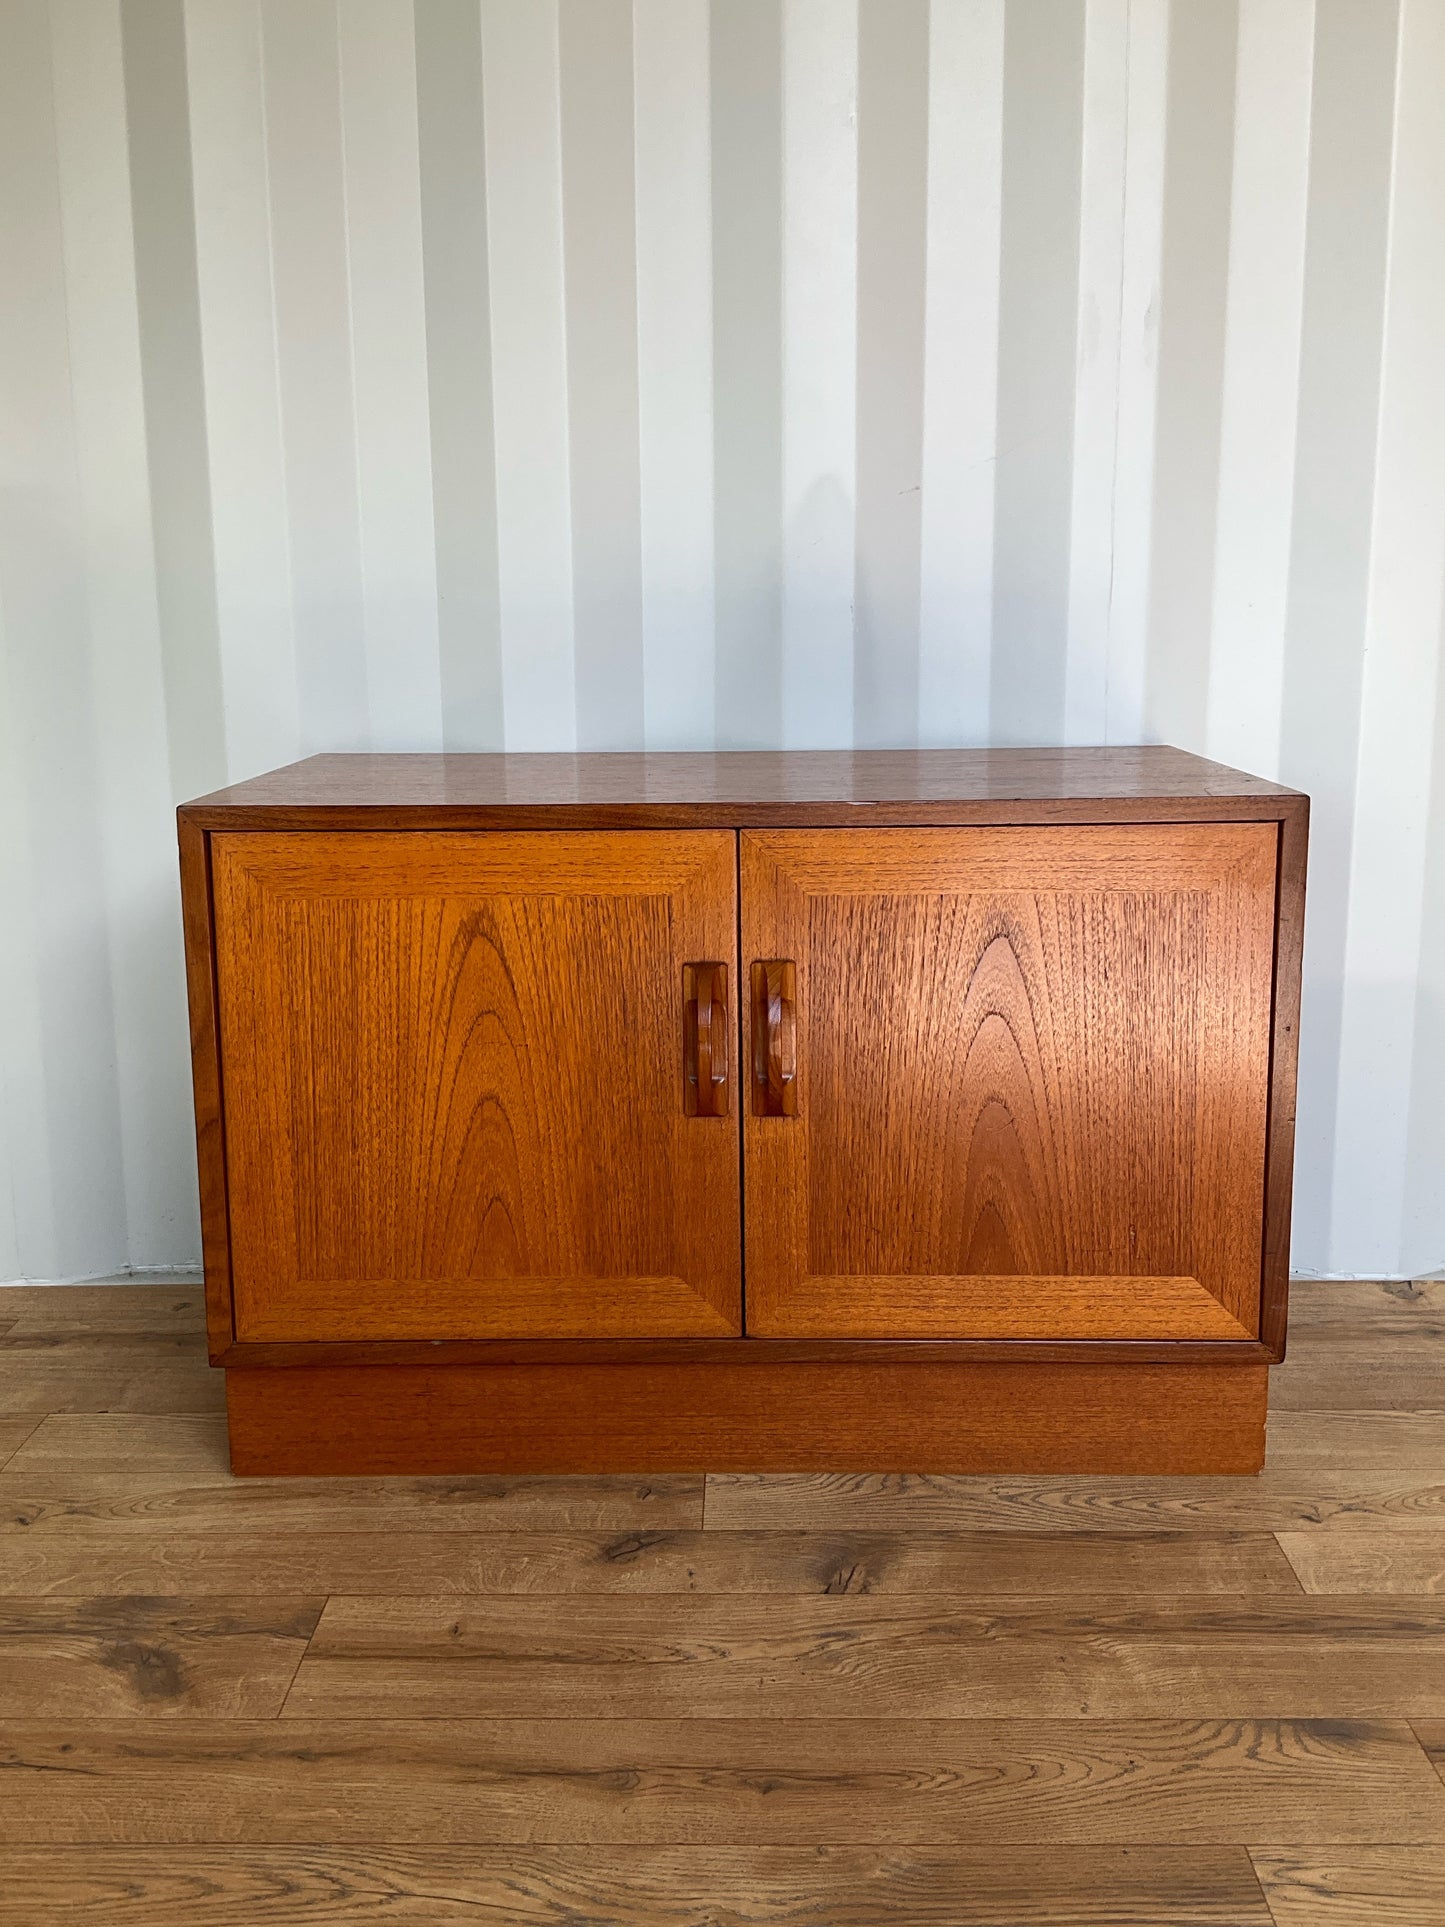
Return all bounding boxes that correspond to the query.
[1,1281,1443,1924]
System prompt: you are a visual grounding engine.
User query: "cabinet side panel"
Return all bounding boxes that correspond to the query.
[1261,799,1308,1358]
[177,814,234,1358]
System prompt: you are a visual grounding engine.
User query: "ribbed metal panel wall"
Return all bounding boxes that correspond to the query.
[1,0,1442,1280]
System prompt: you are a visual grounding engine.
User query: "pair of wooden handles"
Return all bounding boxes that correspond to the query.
[683,961,797,1119]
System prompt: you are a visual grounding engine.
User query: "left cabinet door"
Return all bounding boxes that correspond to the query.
[211,831,740,1341]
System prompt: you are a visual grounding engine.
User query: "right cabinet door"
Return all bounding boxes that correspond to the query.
[741,824,1278,1340]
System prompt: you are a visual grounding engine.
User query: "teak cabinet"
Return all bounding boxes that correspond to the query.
[179,748,1307,1477]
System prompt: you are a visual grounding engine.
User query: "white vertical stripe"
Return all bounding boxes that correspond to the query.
[0,0,126,1278]
[338,0,443,751]
[1331,0,1445,1273]
[0,606,52,1279]
[260,0,368,751]
[1205,0,1314,780]
[185,0,300,781]
[1064,0,1127,746]
[1406,573,1445,1273]
[633,0,715,750]
[780,0,857,750]
[51,0,198,1266]
[1102,0,1166,744]
[479,0,576,752]
[917,0,1003,748]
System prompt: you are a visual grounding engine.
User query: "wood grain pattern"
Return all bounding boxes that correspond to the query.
[1266,1411,1445,1471]
[287,1594,1445,1721]
[0,1529,1301,1600]
[704,1471,1445,1534]
[1286,1278,1445,1334]
[2,1276,1444,1918]
[1250,1846,1445,1925]
[0,1361,223,1417]
[1413,1719,1445,1781]
[223,1360,1269,1475]
[0,1284,206,1334]
[178,815,234,1360]
[1270,1336,1445,1411]
[180,744,1304,823]
[0,1844,1273,1925]
[211,830,739,1341]
[0,1596,321,1718]
[741,825,1276,1340]
[3,1414,231,1474]
[0,1418,39,1470]
[0,1471,702,1535]
[4,1719,1439,1847]
[1277,1534,1445,1596]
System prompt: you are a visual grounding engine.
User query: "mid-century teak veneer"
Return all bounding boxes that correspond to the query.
[177,748,1307,1476]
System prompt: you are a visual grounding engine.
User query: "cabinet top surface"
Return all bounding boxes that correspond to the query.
[183,748,1303,825]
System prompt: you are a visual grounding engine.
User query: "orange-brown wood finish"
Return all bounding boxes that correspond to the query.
[181,745,1304,830]
[225,1358,1269,1475]
[750,960,798,1117]
[175,748,1308,1476]
[209,830,740,1342]
[177,815,234,1360]
[742,825,1278,1342]
[1260,805,1309,1360]
[682,963,730,1118]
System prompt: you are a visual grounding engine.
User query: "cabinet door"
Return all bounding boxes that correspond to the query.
[741,825,1277,1340]
[212,831,739,1341]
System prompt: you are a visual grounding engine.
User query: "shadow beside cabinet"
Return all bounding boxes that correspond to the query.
[178,747,1307,1476]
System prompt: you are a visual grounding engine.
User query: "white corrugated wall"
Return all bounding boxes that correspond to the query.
[1,0,1442,1282]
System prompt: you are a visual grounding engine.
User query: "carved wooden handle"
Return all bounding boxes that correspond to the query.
[751,959,797,1116]
[682,962,729,1117]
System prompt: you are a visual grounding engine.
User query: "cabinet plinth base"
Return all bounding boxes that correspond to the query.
[225,1359,1269,1476]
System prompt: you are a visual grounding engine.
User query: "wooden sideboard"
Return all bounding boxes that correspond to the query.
[178,747,1307,1475]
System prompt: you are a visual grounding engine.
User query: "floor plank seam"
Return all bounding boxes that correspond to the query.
[0,1416,43,1473]
[273,1604,331,1722]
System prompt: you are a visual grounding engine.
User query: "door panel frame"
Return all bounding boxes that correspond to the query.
[210,829,740,1343]
[740,824,1278,1342]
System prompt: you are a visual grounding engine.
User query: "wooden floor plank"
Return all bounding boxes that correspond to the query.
[0,1275,1441,1888]
[5,1414,231,1474]
[1409,1719,1445,1786]
[286,1595,1445,1721]
[1277,1533,1445,1595]
[1250,1846,1445,1925]
[1270,1335,1445,1413]
[702,1471,1445,1533]
[0,1283,205,1334]
[0,1528,1302,1598]
[0,1471,705,1534]
[0,1597,322,1718]
[1265,1412,1445,1472]
[0,1418,40,1472]
[0,1331,213,1366]
[1284,1279,1445,1335]
[0,1844,1273,1925]
[0,1364,223,1418]
[2,1718,1441,1847]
